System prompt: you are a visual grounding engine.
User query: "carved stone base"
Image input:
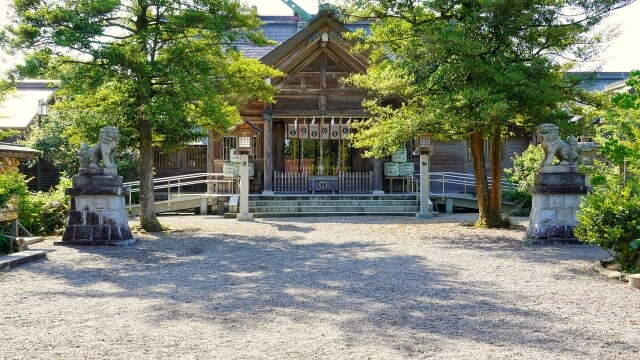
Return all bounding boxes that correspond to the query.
[526,170,591,245]
[55,176,135,246]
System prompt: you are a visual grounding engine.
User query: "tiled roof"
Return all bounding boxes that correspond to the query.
[238,15,370,59]
[0,142,40,159]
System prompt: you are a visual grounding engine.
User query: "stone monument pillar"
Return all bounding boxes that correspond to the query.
[55,126,136,246]
[526,124,592,244]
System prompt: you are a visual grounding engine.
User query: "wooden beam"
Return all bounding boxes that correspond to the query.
[272,110,370,117]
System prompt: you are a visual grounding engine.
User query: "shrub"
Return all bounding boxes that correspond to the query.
[18,178,71,235]
[503,144,541,209]
[1,233,11,255]
[1,171,71,236]
[574,176,640,272]
[0,169,29,208]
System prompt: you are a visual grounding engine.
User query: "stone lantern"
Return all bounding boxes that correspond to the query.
[414,133,434,219]
[230,120,261,221]
[577,136,597,165]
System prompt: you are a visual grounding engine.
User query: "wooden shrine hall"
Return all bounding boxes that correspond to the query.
[152,7,530,196]
[207,8,384,194]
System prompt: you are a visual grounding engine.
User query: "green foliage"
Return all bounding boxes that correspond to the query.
[2,0,283,231]
[0,169,29,208]
[341,0,629,227]
[595,70,640,178]
[0,233,18,256]
[17,178,71,235]
[502,187,531,208]
[575,175,640,272]
[505,144,544,191]
[0,170,70,236]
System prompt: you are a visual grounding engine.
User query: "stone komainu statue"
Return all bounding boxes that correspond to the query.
[537,123,579,167]
[78,126,120,176]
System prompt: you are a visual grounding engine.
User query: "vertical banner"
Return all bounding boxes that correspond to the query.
[330,125,340,139]
[308,124,320,139]
[290,121,350,139]
[287,124,298,139]
[340,124,351,138]
[299,123,309,139]
[321,124,330,139]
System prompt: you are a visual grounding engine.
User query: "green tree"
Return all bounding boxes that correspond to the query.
[0,80,18,140]
[597,70,640,177]
[343,0,631,228]
[1,0,282,231]
[574,71,640,271]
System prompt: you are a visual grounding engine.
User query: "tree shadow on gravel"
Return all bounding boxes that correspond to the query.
[26,222,621,358]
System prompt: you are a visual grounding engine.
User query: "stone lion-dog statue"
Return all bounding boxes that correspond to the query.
[78,126,120,176]
[537,123,579,167]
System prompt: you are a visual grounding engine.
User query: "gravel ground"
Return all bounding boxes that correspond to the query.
[1,213,639,360]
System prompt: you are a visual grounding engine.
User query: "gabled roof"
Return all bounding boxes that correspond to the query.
[229,119,262,134]
[260,9,366,69]
[237,10,370,64]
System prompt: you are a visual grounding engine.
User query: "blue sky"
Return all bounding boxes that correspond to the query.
[1,0,638,72]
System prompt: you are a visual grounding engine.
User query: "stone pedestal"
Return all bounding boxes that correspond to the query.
[55,176,136,246]
[526,166,591,245]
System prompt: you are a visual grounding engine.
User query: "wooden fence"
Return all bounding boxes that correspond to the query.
[273,171,308,193]
[338,171,373,193]
[272,171,373,194]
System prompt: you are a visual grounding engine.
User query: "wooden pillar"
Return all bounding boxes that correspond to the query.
[274,121,285,172]
[263,107,274,194]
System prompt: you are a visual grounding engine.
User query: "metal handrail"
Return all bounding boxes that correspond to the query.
[123,171,518,206]
[123,173,238,206]
[428,172,516,196]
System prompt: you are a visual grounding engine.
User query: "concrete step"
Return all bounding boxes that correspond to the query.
[0,250,47,271]
[249,205,419,213]
[250,200,418,207]
[225,212,418,219]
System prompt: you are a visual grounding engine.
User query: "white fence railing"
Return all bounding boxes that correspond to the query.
[429,172,516,196]
[122,171,518,206]
[123,173,237,206]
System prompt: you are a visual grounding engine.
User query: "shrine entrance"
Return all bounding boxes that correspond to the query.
[283,118,354,176]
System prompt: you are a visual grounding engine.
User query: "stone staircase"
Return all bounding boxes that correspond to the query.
[225,194,421,218]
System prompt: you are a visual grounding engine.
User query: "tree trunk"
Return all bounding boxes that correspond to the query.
[470,130,505,228]
[138,118,163,232]
[469,131,491,227]
[487,128,504,227]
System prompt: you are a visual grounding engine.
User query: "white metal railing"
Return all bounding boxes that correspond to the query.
[122,171,518,206]
[123,173,238,206]
[429,172,516,196]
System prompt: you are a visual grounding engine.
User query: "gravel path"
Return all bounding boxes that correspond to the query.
[1,214,639,359]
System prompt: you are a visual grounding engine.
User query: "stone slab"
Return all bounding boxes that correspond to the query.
[66,187,126,196]
[535,173,586,186]
[0,250,47,270]
[54,238,137,247]
[72,176,123,188]
[528,238,582,245]
[539,165,579,174]
[531,185,592,194]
